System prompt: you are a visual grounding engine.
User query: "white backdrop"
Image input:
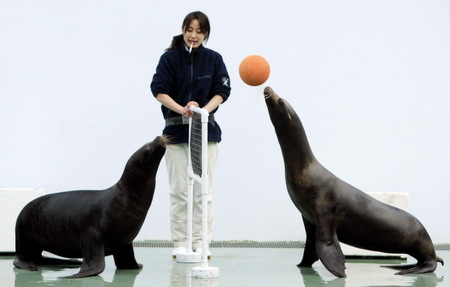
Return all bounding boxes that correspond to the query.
[1,0,449,243]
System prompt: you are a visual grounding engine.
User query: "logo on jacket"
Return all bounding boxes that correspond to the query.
[221,77,229,87]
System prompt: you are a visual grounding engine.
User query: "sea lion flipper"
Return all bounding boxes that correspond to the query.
[315,235,346,278]
[113,243,142,269]
[39,256,82,266]
[65,235,106,278]
[13,255,38,271]
[66,254,105,278]
[383,259,439,275]
[298,217,318,267]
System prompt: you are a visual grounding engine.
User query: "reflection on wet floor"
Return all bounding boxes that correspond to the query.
[0,248,447,287]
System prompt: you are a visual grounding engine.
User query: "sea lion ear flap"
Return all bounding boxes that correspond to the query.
[315,233,346,278]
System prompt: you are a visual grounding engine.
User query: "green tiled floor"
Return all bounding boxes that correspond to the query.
[1,248,447,287]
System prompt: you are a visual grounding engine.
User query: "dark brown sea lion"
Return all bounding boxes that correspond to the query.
[13,136,168,278]
[264,86,443,278]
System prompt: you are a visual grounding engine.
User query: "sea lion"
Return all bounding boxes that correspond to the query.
[13,136,168,278]
[263,86,443,278]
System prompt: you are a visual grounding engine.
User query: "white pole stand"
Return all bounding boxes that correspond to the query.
[188,107,219,278]
[176,252,202,263]
[192,265,219,279]
[176,176,202,263]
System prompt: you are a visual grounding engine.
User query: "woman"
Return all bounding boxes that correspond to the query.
[150,11,231,258]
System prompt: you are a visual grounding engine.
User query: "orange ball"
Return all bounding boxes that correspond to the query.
[239,55,270,86]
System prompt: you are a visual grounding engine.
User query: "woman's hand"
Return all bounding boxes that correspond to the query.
[183,101,199,117]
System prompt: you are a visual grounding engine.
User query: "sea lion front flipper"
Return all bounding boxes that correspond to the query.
[315,224,346,278]
[113,243,142,269]
[68,249,105,278]
[298,216,318,267]
[65,232,106,278]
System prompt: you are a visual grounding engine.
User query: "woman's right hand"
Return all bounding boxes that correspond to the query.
[183,101,199,117]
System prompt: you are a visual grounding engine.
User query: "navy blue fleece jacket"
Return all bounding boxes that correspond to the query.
[151,44,231,144]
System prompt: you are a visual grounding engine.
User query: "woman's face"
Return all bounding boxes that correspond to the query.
[183,19,205,49]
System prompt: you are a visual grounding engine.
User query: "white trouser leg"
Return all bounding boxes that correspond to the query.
[165,143,218,249]
[165,143,189,248]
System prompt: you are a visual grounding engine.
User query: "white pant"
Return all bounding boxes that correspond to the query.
[165,142,218,250]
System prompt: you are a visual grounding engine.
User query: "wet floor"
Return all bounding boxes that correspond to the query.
[1,248,447,287]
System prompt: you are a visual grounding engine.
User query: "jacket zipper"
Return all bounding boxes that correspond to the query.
[188,52,194,101]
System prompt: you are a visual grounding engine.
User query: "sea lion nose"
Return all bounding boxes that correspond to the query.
[264,86,273,99]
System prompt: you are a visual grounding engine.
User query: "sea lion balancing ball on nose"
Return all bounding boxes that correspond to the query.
[239,55,270,86]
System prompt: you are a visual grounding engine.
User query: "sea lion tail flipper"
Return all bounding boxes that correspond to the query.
[298,217,319,267]
[383,259,439,275]
[39,256,82,266]
[396,260,438,275]
[13,255,38,271]
[437,256,444,266]
[382,263,417,270]
[315,236,346,278]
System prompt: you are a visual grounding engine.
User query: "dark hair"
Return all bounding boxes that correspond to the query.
[167,11,211,50]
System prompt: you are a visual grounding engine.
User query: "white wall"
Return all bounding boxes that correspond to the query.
[1,0,449,243]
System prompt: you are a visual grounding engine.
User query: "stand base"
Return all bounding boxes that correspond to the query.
[176,252,202,263]
[191,266,219,279]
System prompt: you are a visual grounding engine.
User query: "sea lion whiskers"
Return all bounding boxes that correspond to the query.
[264,86,274,99]
[159,135,170,147]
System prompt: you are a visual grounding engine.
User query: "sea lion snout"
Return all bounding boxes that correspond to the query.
[264,87,282,105]
[264,87,283,106]
[155,135,170,148]
[264,86,275,99]
[142,137,168,161]
[143,136,169,155]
